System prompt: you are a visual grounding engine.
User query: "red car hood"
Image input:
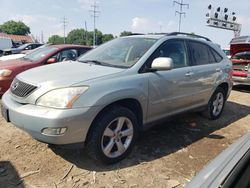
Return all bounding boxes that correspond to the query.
[0,58,34,69]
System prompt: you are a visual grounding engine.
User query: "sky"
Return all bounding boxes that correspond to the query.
[0,0,250,47]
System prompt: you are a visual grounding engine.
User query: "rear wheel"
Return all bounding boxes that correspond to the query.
[86,106,139,164]
[203,87,226,120]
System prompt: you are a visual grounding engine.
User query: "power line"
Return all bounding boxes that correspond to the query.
[173,0,189,32]
[90,0,100,46]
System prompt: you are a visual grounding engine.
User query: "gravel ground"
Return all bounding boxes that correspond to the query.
[0,85,249,188]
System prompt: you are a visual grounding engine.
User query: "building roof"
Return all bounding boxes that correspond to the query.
[0,33,34,43]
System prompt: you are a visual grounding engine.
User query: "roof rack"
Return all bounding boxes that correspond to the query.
[167,32,211,42]
[128,33,145,36]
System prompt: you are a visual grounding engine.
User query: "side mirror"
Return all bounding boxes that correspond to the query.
[151,57,173,71]
[47,58,57,64]
[24,47,29,50]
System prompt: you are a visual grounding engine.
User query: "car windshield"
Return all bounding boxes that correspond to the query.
[17,44,29,50]
[78,37,157,68]
[24,46,57,62]
[232,52,250,60]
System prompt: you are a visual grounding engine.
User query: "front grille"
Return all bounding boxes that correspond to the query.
[10,79,37,98]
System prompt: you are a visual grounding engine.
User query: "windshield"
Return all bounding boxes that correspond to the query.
[232,52,250,60]
[17,44,29,50]
[78,37,157,68]
[24,46,57,61]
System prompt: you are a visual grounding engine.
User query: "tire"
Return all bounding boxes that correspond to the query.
[86,106,139,164]
[203,87,226,120]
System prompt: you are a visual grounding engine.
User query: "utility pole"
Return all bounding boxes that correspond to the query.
[62,16,67,44]
[173,0,189,32]
[90,0,100,47]
[41,30,44,43]
[85,21,88,45]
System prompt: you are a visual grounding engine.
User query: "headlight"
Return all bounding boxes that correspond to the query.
[0,69,12,76]
[36,86,89,109]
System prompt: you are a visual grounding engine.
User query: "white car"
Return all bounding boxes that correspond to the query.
[0,37,13,56]
[0,54,25,61]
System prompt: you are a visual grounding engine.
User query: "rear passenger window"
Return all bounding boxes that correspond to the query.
[210,48,223,63]
[189,42,211,66]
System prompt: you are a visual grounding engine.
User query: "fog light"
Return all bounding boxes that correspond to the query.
[41,127,67,136]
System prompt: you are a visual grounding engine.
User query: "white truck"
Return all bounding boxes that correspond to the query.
[0,37,13,56]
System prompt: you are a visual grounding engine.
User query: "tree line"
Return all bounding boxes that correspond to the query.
[48,30,133,46]
[0,20,133,46]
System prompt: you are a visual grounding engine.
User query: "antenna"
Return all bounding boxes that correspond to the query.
[62,16,67,44]
[90,0,100,46]
[173,0,189,32]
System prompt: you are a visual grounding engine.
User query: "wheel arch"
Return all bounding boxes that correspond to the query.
[85,98,143,144]
[217,82,229,97]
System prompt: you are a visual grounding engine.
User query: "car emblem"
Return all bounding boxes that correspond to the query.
[12,82,19,91]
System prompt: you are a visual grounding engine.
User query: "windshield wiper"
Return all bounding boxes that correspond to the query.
[78,59,127,69]
[78,60,104,65]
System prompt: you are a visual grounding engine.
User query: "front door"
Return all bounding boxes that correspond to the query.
[144,40,195,123]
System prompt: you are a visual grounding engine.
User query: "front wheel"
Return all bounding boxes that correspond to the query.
[86,106,139,164]
[203,87,226,120]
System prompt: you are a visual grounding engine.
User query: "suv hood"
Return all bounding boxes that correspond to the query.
[17,61,125,88]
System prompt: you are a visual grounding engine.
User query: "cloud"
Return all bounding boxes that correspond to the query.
[237,15,250,27]
[9,14,65,42]
[131,17,177,33]
[77,0,93,9]
[131,17,150,32]
[10,15,57,25]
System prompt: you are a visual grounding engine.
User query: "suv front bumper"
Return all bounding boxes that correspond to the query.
[1,91,99,145]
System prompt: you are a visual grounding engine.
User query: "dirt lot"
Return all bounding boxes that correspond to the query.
[0,86,249,188]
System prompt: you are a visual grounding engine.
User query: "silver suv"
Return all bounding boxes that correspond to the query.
[2,32,232,164]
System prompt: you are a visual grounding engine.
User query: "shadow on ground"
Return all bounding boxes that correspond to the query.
[233,85,250,93]
[51,100,250,172]
[0,161,24,188]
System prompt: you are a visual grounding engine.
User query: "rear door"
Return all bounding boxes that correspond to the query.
[187,40,224,106]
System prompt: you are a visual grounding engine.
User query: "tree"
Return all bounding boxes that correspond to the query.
[102,34,114,43]
[120,31,132,37]
[0,20,30,35]
[48,35,64,44]
[67,29,86,45]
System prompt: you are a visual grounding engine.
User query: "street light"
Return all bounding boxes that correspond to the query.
[205,5,242,37]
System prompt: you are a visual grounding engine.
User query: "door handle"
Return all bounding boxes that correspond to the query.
[216,68,221,72]
[185,72,194,76]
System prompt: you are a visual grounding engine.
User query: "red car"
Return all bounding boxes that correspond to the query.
[0,44,92,95]
[230,36,250,85]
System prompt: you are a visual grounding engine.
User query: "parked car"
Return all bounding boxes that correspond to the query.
[0,54,25,61]
[0,44,51,62]
[230,36,250,85]
[186,132,250,188]
[2,43,43,55]
[0,37,13,56]
[0,44,91,95]
[1,32,232,164]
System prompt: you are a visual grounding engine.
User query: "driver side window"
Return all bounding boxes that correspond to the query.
[146,40,188,69]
